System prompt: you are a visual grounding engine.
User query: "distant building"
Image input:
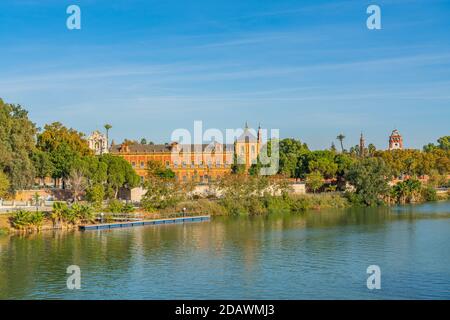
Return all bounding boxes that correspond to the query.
[359,133,366,157]
[88,130,109,155]
[110,123,264,182]
[388,129,403,150]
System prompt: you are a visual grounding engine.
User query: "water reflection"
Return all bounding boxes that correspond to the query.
[0,202,449,299]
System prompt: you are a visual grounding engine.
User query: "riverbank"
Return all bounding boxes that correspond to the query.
[0,193,349,234]
[162,192,351,217]
[0,215,9,235]
[2,190,448,235]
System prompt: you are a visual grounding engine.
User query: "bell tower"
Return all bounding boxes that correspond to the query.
[388,129,403,150]
[359,133,366,157]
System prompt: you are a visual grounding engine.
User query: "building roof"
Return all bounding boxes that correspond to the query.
[110,142,234,154]
[390,129,401,137]
[236,127,258,143]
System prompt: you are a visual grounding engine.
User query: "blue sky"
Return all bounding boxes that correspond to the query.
[0,0,449,150]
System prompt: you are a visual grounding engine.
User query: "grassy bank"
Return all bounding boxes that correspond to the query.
[160,192,350,217]
[158,188,448,217]
[0,214,12,235]
[4,188,448,233]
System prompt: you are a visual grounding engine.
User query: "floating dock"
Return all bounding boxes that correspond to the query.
[79,215,210,231]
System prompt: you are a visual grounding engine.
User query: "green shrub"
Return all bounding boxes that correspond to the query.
[61,207,78,224]
[71,203,95,223]
[9,210,45,230]
[86,184,105,209]
[167,199,228,216]
[0,227,9,236]
[344,191,365,206]
[219,198,249,216]
[247,197,267,215]
[122,203,135,213]
[107,199,124,213]
[421,186,438,202]
[289,196,312,212]
[264,196,290,214]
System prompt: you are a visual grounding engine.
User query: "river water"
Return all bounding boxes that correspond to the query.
[0,202,449,299]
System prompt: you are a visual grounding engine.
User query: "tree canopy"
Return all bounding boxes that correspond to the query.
[0,99,37,192]
[99,154,140,198]
[345,158,392,206]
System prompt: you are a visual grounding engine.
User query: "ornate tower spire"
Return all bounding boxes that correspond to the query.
[359,132,365,157]
[388,129,403,150]
[257,123,262,146]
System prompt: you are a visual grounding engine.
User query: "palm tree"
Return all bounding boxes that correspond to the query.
[104,124,112,149]
[51,201,68,227]
[336,134,346,152]
[368,143,376,156]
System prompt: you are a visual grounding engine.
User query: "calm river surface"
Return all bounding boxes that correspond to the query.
[0,202,449,299]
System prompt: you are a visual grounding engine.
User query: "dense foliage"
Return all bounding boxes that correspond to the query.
[141,160,191,211]
[0,98,139,207]
[0,99,37,192]
[1,98,449,213]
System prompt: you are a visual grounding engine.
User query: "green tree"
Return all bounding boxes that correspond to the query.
[427,170,447,188]
[71,156,108,187]
[248,162,262,176]
[71,203,95,223]
[335,153,355,188]
[437,136,450,150]
[9,210,45,230]
[423,136,450,152]
[216,174,270,215]
[104,124,112,147]
[345,158,392,206]
[86,183,105,209]
[99,154,140,198]
[336,134,346,153]
[37,122,91,156]
[140,138,147,145]
[147,160,175,179]
[0,171,10,198]
[305,171,324,193]
[49,142,79,188]
[32,150,54,185]
[300,150,337,179]
[368,144,376,157]
[391,179,422,204]
[0,99,37,192]
[51,202,69,227]
[306,151,338,179]
[37,122,92,187]
[231,154,247,175]
[423,143,437,153]
[141,177,191,211]
[278,138,309,178]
